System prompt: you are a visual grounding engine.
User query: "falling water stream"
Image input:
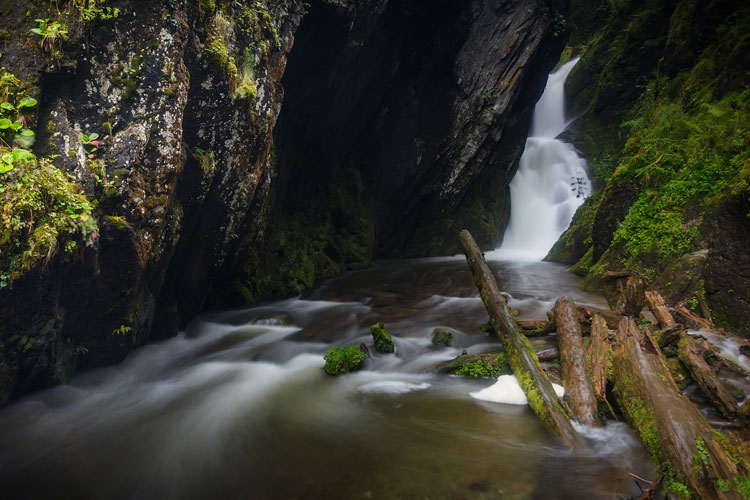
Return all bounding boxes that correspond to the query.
[498,58,591,260]
[0,61,658,499]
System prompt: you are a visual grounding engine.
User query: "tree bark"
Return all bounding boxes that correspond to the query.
[589,314,609,400]
[673,306,714,331]
[458,230,583,447]
[554,296,600,426]
[644,290,676,328]
[677,334,740,421]
[611,317,746,499]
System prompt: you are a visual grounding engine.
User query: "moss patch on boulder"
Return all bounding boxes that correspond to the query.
[323,345,366,376]
[371,322,394,353]
[431,328,453,347]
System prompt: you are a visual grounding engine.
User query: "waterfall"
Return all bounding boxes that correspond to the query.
[496,58,590,261]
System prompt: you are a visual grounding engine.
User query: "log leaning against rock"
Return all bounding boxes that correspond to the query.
[554,296,600,426]
[458,230,583,447]
[611,317,747,499]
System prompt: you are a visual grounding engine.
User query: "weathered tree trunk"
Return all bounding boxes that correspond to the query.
[644,290,676,328]
[458,230,583,447]
[677,334,740,421]
[674,306,714,331]
[611,317,746,499]
[601,272,648,316]
[588,314,609,400]
[554,296,600,426]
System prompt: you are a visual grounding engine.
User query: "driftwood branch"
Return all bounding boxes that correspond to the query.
[459,230,583,447]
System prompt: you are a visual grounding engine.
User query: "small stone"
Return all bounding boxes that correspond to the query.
[431,328,453,347]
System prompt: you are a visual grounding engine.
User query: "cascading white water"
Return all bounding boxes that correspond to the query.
[498,58,590,260]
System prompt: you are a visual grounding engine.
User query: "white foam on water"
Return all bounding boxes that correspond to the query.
[359,381,432,395]
[469,375,564,405]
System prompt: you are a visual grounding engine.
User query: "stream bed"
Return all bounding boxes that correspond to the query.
[0,254,655,499]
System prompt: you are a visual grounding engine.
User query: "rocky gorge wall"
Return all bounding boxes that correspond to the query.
[0,0,566,402]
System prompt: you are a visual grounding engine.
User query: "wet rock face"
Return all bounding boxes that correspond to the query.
[705,193,750,337]
[0,0,305,401]
[0,0,565,400]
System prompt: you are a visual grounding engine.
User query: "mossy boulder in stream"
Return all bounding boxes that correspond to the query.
[371,323,395,353]
[323,345,366,376]
[431,328,454,347]
[438,352,510,378]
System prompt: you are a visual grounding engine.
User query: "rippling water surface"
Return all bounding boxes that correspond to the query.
[0,256,654,499]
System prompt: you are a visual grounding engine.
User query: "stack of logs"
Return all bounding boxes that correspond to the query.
[458,230,749,499]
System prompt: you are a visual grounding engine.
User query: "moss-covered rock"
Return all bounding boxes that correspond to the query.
[323,345,366,376]
[438,352,510,378]
[371,322,395,354]
[431,328,453,347]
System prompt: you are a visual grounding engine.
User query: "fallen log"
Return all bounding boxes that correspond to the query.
[656,324,685,348]
[677,334,740,421]
[588,314,609,400]
[673,306,714,331]
[577,305,621,331]
[516,319,555,336]
[535,347,559,362]
[611,317,747,499]
[459,230,583,447]
[644,290,676,328]
[554,296,600,426]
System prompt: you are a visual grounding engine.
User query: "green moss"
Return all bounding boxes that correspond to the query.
[453,353,509,378]
[233,168,373,303]
[1,152,97,281]
[103,215,130,230]
[323,345,366,376]
[371,322,394,354]
[431,328,453,347]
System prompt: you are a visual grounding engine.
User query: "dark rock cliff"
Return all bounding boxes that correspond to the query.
[0,0,565,402]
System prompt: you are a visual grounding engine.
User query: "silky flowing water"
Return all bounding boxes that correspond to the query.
[0,257,654,499]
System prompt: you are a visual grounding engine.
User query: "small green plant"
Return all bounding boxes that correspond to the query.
[112,324,132,336]
[371,322,395,353]
[81,132,102,159]
[30,18,69,54]
[73,0,120,24]
[476,88,498,106]
[323,345,366,375]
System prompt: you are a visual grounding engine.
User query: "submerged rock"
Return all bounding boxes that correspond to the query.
[431,328,454,347]
[371,323,395,354]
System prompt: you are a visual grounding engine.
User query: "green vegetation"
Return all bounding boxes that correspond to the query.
[72,0,120,25]
[1,153,97,281]
[234,168,373,304]
[323,345,366,375]
[30,18,68,54]
[611,84,749,269]
[431,328,453,347]
[370,322,394,353]
[454,353,509,378]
